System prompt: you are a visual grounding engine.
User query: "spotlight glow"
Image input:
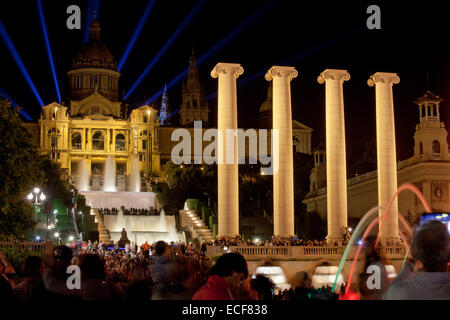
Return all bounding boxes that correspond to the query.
[118,0,156,72]
[0,19,44,106]
[37,0,61,103]
[0,88,32,120]
[125,0,206,99]
[142,0,276,105]
[205,27,362,102]
[83,0,100,43]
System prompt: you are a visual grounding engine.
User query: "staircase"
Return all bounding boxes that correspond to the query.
[179,210,214,242]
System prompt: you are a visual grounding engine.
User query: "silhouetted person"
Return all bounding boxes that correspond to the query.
[358,235,389,300]
[193,252,248,300]
[43,245,80,300]
[14,256,49,300]
[384,220,450,300]
[79,254,117,300]
[251,275,275,300]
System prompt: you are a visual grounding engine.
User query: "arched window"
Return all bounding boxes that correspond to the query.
[432,140,440,154]
[92,131,105,150]
[47,128,60,148]
[115,134,126,151]
[139,130,148,137]
[419,142,423,154]
[72,132,82,150]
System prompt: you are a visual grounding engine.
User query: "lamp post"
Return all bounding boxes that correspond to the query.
[79,211,84,241]
[27,187,46,241]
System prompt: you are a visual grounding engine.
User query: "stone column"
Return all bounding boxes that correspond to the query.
[318,69,350,243]
[368,72,400,242]
[265,66,298,238]
[211,63,244,238]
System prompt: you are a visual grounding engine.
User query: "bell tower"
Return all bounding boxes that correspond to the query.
[179,51,209,126]
[412,91,449,161]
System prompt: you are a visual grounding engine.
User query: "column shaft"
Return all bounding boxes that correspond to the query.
[318,69,350,243]
[369,72,400,241]
[211,63,244,238]
[265,66,298,238]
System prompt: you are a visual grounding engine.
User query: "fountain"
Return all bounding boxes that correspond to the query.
[104,155,116,192]
[130,155,140,192]
[158,208,168,232]
[77,159,90,191]
[331,183,431,295]
[167,220,178,241]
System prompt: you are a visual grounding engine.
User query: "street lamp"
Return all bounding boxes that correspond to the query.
[78,211,84,241]
[27,187,46,241]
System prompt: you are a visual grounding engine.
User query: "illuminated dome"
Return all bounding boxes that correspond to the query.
[71,19,117,71]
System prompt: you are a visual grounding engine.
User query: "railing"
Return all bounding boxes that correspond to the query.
[207,245,406,261]
[0,241,53,257]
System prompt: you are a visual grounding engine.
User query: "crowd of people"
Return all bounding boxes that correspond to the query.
[207,236,346,247]
[99,207,159,216]
[98,208,119,216]
[0,220,448,300]
[122,208,158,216]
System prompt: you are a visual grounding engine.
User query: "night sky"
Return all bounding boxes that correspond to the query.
[0,0,449,162]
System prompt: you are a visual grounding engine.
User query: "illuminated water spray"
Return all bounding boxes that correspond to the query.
[331,183,431,293]
[0,19,44,106]
[37,0,61,103]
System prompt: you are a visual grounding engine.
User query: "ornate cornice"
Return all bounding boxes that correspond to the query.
[265,66,298,81]
[210,63,244,79]
[367,72,400,87]
[317,69,350,84]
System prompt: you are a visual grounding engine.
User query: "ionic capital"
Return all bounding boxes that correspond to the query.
[265,66,298,81]
[317,69,350,84]
[367,72,400,87]
[211,63,244,79]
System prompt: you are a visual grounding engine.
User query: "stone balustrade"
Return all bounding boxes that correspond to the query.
[0,241,53,257]
[207,245,406,261]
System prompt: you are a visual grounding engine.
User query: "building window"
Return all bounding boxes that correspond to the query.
[115,134,126,151]
[193,98,197,107]
[142,139,147,150]
[143,115,148,123]
[48,128,60,148]
[139,155,143,162]
[432,140,440,154]
[71,132,82,150]
[92,131,105,150]
[139,130,148,137]
[419,142,423,154]
[57,153,60,160]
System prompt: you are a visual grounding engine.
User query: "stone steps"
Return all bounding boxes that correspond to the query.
[180,210,214,242]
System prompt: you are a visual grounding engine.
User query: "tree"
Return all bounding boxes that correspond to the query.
[0,98,44,239]
[153,162,217,211]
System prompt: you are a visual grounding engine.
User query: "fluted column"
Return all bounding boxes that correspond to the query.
[211,62,244,238]
[318,69,350,243]
[265,66,298,238]
[368,72,400,241]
